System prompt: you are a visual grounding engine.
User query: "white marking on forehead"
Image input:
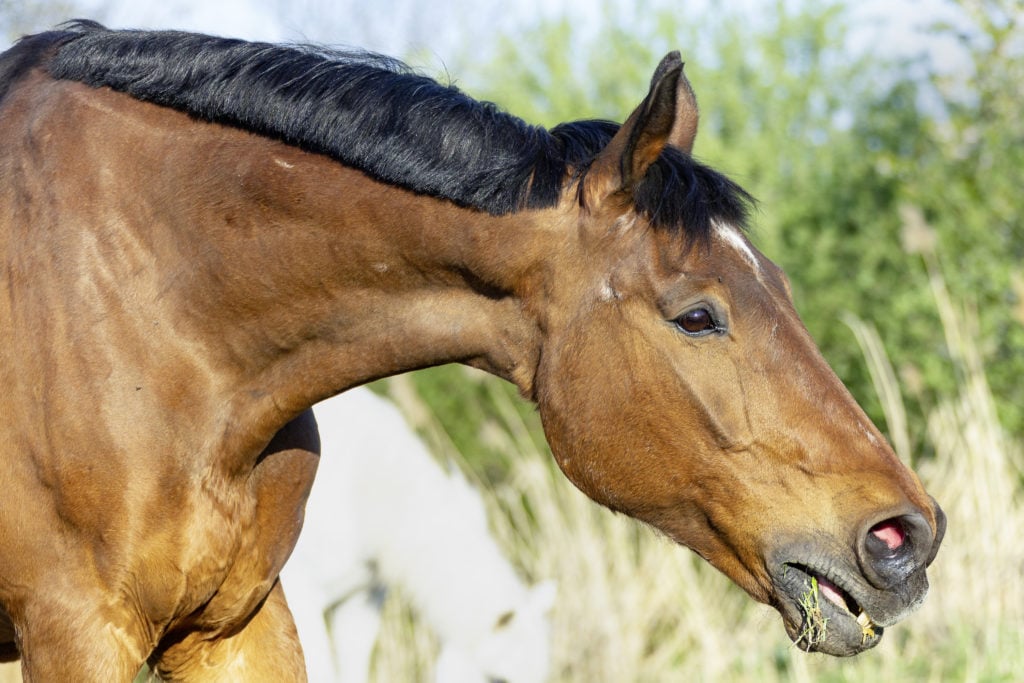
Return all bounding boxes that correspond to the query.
[714,221,762,274]
[274,158,295,169]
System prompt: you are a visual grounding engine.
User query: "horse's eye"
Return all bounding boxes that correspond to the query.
[674,307,719,336]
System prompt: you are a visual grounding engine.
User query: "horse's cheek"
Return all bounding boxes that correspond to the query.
[677,349,756,452]
[532,321,679,511]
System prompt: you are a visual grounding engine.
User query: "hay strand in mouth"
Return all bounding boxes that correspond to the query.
[794,577,830,649]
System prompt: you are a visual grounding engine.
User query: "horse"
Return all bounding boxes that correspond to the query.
[0,20,944,681]
[282,388,555,683]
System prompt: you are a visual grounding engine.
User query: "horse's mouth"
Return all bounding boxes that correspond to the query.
[774,563,883,656]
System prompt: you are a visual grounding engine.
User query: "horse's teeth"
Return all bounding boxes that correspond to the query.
[857,610,877,644]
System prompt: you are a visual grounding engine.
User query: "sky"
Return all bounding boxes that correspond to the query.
[71,0,569,52]
[44,0,972,81]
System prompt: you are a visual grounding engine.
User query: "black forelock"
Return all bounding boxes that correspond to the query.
[18,20,753,243]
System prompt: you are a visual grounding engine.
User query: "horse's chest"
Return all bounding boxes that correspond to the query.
[142,444,317,635]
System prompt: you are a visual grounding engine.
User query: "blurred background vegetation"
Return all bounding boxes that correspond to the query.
[1,0,1021,681]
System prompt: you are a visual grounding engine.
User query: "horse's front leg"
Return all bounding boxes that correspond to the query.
[13,588,150,682]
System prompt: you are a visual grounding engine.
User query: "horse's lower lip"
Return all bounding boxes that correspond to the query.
[775,564,883,656]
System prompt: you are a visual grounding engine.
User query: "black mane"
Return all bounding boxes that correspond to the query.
[18,21,752,240]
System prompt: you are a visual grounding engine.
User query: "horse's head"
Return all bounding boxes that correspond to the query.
[532,53,945,656]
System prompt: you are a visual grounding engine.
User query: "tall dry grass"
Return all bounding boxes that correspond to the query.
[378,266,1023,682]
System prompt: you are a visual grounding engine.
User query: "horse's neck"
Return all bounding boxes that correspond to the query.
[174,132,556,409]
[62,84,565,458]
[11,75,560,465]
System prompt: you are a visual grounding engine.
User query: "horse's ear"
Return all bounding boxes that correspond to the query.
[668,62,699,154]
[584,52,699,207]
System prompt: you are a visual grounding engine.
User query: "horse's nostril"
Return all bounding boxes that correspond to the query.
[863,518,908,564]
[869,519,906,551]
[859,512,934,587]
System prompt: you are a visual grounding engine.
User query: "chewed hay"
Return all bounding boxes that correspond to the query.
[795,577,829,650]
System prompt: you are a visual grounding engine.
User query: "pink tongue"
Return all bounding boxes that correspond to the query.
[871,521,906,550]
[816,577,848,611]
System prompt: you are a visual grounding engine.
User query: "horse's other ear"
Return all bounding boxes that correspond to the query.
[583,52,699,208]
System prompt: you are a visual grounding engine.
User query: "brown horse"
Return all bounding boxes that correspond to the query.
[0,21,943,681]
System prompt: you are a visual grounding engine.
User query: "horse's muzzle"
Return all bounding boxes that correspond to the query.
[770,499,946,656]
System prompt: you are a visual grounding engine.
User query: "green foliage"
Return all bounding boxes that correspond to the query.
[906,0,1024,431]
